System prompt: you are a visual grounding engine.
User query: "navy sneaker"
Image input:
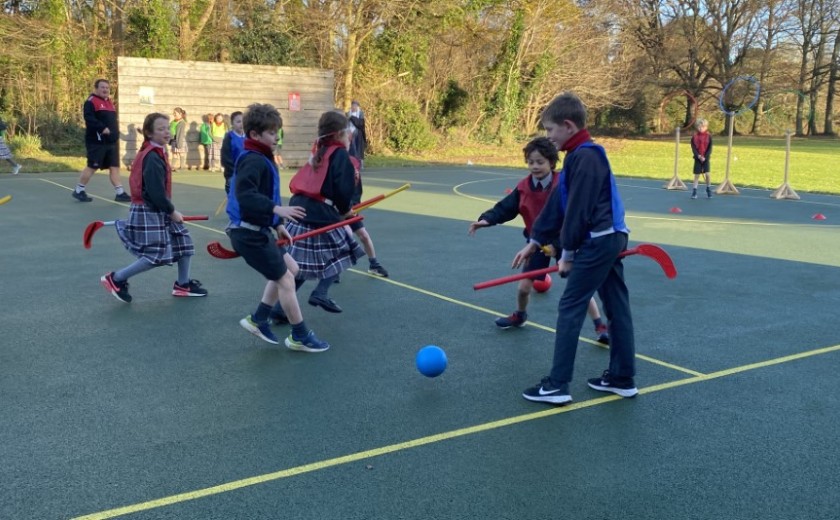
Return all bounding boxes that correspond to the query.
[114,192,131,202]
[368,264,389,277]
[285,331,330,353]
[690,189,697,200]
[522,377,572,405]
[495,311,527,329]
[239,315,279,345]
[72,190,93,202]
[100,272,132,303]
[706,186,713,198]
[595,324,610,345]
[172,279,208,297]
[587,370,638,398]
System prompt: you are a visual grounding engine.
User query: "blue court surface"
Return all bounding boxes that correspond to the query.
[1,166,838,519]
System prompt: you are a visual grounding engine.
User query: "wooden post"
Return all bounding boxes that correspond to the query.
[664,126,687,190]
[770,130,800,200]
[716,113,740,195]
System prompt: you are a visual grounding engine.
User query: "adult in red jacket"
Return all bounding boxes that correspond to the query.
[72,79,131,203]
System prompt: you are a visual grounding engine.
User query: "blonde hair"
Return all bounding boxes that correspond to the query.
[696,118,708,130]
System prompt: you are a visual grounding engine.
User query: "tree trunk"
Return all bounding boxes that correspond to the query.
[824,27,840,135]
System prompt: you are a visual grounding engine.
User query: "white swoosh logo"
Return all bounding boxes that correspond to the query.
[539,386,560,396]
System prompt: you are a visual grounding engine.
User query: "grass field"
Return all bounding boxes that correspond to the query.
[371,135,840,194]
[6,134,839,194]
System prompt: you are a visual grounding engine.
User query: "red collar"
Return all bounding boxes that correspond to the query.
[244,139,274,159]
[561,129,592,152]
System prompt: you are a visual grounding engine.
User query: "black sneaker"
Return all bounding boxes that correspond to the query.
[114,192,131,202]
[495,311,527,329]
[595,324,610,345]
[72,190,93,202]
[308,294,342,313]
[522,377,572,405]
[100,272,132,303]
[690,189,697,200]
[368,264,389,277]
[706,186,713,199]
[172,279,208,297]
[587,370,638,398]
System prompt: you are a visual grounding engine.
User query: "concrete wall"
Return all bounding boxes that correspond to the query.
[116,56,334,168]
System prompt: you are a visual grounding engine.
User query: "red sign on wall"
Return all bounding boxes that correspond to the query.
[289,92,301,112]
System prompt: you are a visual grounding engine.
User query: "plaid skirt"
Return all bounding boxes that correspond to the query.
[0,137,12,159]
[286,220,365,280]
[115,204,194,265]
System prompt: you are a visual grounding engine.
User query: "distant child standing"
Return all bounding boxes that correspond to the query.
[0,119,22,175]
[271,111,365,318]
[210,113,227,172]
[199,113,213,170]
[513,92,636,405]
[469,137,609,343]
[100,112,208,303]
[690,118,713,199]
[274,126,285,168]
[170,107,187,171]
[226,103,329,352]
[221,111,245,194]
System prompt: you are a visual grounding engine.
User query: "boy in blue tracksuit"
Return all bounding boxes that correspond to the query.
[513,92,636,405]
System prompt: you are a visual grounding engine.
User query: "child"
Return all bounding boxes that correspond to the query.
[226,103,329,352]
[0,119,22,175]
[469,137,608,343]
[690,118,713,199]
[274,126,285,168]
[270,111,364,319]
[170,107,187,171]
[100,112,207,303]
[210,113,227,172]
[199,113,213,171]
[513,92,636,405]
[347,150,389,278]
[221,111,245,194]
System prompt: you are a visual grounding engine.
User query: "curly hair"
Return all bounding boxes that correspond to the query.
[243,103,282,137]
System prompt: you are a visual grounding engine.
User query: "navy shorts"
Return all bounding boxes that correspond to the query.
[86,142,120,170]
[524,246,552,278]
[227,227,288,281]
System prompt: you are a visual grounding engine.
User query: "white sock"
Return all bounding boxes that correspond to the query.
[76,184,86,193]
[114,185,125,195]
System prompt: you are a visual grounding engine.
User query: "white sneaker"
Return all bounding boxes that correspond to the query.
[12,164,21,175]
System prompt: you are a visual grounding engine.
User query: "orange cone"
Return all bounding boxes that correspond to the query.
[670,207,683,214]
[812,213,827,220]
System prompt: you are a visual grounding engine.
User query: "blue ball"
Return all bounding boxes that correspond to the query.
[416,345,447,377]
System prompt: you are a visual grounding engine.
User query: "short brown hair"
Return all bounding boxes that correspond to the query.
[142,112,168,139]
[541,92,587,129]
[243,103,282,137]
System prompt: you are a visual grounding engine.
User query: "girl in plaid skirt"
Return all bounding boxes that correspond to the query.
[100,112,207,303]
[272,111,364,316]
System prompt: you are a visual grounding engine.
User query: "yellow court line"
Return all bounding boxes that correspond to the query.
[72,341,840,520]
[40,178,130,206]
